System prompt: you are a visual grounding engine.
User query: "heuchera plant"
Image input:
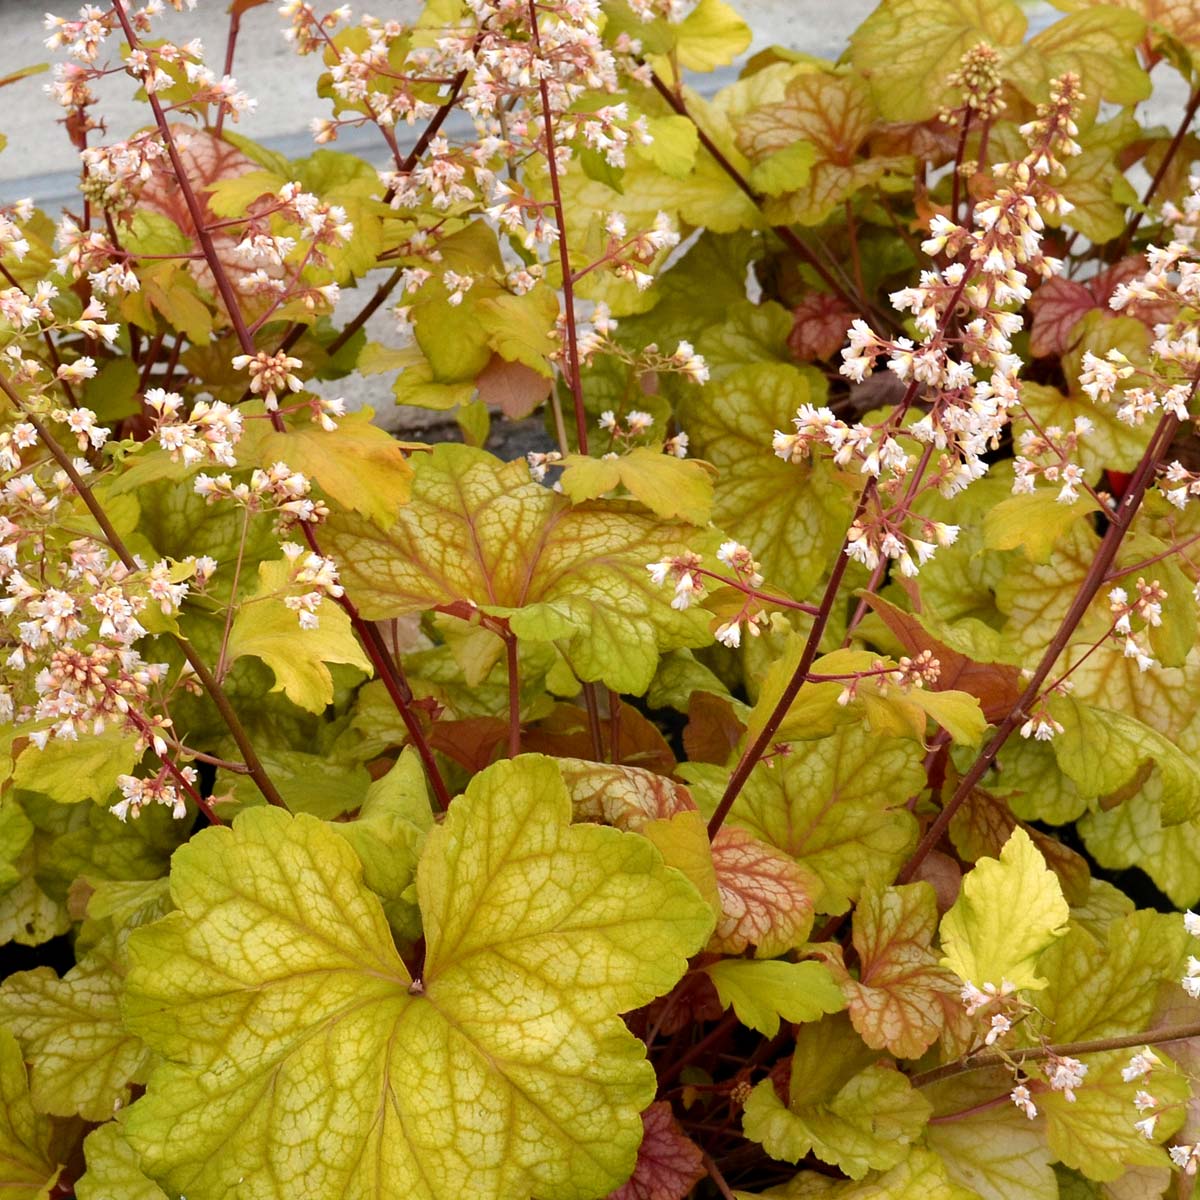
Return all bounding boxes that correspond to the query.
[8,0,1200,1195]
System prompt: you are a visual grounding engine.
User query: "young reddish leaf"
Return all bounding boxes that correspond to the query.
[324,445,714,694]
[866,595,1023,723]
[827,883,970,1060]
[606,1102,704,1200]
[556,758,694,828]
[710,826,820,957]
[787,292,857,362]
[474,354,551,420]
[524,702,677,775]
[140,127,277,298]
[1025,254,1171,360]
[683,691,744,765]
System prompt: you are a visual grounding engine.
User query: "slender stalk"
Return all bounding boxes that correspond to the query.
[911,1021,1200,1089]
[701,1151,738,1200]
[528,3,589,451]
[10,398,285,808]
[706,486,869,838]
[504,633,521,759]
[1117,85,1200,255]
[213,7,241,137]
[110,0,454,809]
[215,506,252,680]
[897,407,1181,883]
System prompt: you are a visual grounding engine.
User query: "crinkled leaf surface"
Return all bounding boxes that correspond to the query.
[830,882,965,1059]
[678,363,850,598]
[324,445,712,694]
[255,408,413,528]
[736,73,911,225]
[122,755,713,1200]
[0,934,150,1121]
[687,727,923,914]
[737,1147,975,1197]
[939,827,1069,991]
[0,1025,62,1198]
[77,1122,168,1200]
[709,825,820,956]
[849,0,1027,121]
[743,1016,931,1179]
[923,1073,1058,1200]
[607,1101,704,1200]
[1032,911,1187,1042]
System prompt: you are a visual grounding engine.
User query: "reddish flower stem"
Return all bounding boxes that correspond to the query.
[896,407,1182,883]
[911,1020,1200,1089]
[110,0,454,811]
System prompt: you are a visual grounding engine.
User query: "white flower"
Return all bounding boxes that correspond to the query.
[1010,1084,1037,1119]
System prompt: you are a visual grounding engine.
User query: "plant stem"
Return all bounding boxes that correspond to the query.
[111,0,453,810]
[911,1021,1200,1089]
[1117,85,1200,255]
[706,484,872,838]
[528,2,589,452]
[702,1151,738,1200]
[505,633,521,759]
[213,7,241,137]
[897,407,1181,883]
[9,397,286,809]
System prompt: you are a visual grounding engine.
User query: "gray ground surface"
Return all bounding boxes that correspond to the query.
[0,0,1188,449]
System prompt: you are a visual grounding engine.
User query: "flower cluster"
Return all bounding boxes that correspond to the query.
[1107,578,1165,674]
[195,461,329,528]
[776,69,1085,580]
[146,389,244,467]
[280,543,345,629]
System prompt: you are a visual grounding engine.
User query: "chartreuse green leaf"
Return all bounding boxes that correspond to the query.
[679,363,851,597]
[0,1025,62,1197]
[329,750,432,945]
[1041,1053,1188,1181]
[704,959,845,1036]
[324,444,714,694]
[0,793,83,947]
[121,755,713,1200]
[12,727,140,804]
[984,489,1101,562]
[0,932,150,1121]
[742,1014,931,1179]
[939,827,1069,991]
[0,798,33,894]
[923,1073,1058,1200]
[77,1122,168,1200]
[225,558,372,712]
[1050,696,1200,824]
[849,0,1027,122]
[558,446,714,523]
[686,726,924,914]
[244,408,414,529]
[735,72,911,226]
[669,0,751,69]
[733,1147,975,1197]
[1033,911,1187,1042]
